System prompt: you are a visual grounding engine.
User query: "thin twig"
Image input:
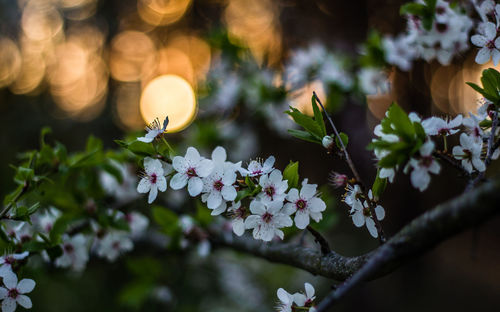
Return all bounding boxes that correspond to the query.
[313,92,386,243]
[306,225,331,255]
[433,151,469,175]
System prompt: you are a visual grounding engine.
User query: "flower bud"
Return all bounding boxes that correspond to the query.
[329,172,348,188]
[322,135,334,149]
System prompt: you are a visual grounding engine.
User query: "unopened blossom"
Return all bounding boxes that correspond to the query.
[322,135,334,149]
[293,283,316,308]
[329,172,348,188]
[276,288,294,312]
[95,231,133,262]
[406,141,441,192]
[137,117,168,143]
[244,200,293,242]
[228,201,246,236]
[171,147,214,197]
[471,22,500,65]
[240,156,275,177]
[284,179,326,229]
[0,252,29,278]
[0,271,35,312]
[350,192,385,238]
[201,166,237,210]
[421,115,462,136]
[137,157,169,204]
[55,234,89,272]
[258,169,288,203]
[452,133,486,173]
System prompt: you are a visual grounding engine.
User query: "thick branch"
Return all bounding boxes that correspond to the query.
[210,177,500,281]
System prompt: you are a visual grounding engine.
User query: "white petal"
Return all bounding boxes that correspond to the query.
[136,178,151,193]
[3,272,17,289]
[16,295,32,309]
[471,35,488,47]
[196,159,214,177]
[309,197,326,212]
[0,288,7,300]
[285,188,299,202]
[211,202,227,216]
[221,185,237,201]
[277,288,292,304]
[304,283,315,298]
[206,191,222,209]
[147,185,158,204]
[475,47,491,64]
[365,218,378,238]
[300,183,317,199]
[263,156,275,170]
[411,168,430,192]
[17,279,35,294]
[244,215,260,229]
[232,219,245,236]
[249,200,266,215]
[156,176,167,192]
[170,173,188,190]
[211,146,226,163]
[185,147,201,162]
[485,22,497,40]
[493,49,500,66]
[293,293,307,306]
[2,298,16,312]
[462,160,473,173]
[472,158,486,172]
[137,136,154,143]
[294,210,310,229]
[187,177,203,197]
[172,156,186,172]
[420,141,434,156]
[351,210,365,227]
[375,205,385,221]
[260,225,275,241]
[269,169,283,183]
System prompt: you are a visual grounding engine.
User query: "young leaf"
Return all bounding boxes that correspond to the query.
[287,129,322,144]
[283,161,299,189]
[372,170,388,200]
[312,96,327,137]
[335,132,349,149]
[286,107,323,139]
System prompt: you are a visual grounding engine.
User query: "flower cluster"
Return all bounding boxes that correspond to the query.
[471,1,500,65]
[276,283,316,312]
[138,145,327,242]
[343,186,385,238]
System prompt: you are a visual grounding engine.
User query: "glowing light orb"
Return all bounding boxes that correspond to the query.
[140,75,196,132]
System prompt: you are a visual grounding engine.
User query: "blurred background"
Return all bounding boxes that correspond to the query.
[0,0,499,311]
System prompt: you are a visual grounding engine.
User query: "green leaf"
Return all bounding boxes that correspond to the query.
[312,96,327,137]
[335,132,349,149]
[372,170,388,200]
[414,121,427,141]
[400,3,427,15]
[378,152,406,168]
[40,127,52,147]
[128,141,156,157]
[101,163,124,184]
[14,167,34,184]
[50,215,76,244]
[387,103,415,141]
[22,241,48,253]
[118,280,154,309]
[235,188,253,202]
[283,161,299,189]
[13,202,40,220]
[3,185,24,206]
[287,129,321,144]
[286,107,323,139]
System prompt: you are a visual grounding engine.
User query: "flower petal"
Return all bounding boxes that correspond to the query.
[170,173,188,190]
[294,210,310,229]
[2,297,16,312]
[471,35,487,47]
[156,176,167,192]
[221,185,237,201]
[249,200,266,215]
[188,177,203,197]
[137,178,151,193]
[196,159,214,178]
[17,279,35,294]
[351,210,365,227]
[147,185,158,204]
[232,219,245,236]
[365,218,378,238]
[211,146,226,163]
[475,47,491,64]
[16,295,32,309]
[3,272,17,289]
[305,283,315,299]
[0,288,7,299]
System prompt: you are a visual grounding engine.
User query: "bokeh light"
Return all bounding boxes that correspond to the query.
[137,0,192,26]
[0,37,22,88]
[140,75,197,132]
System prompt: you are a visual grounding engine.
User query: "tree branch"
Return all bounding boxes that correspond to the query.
[210,177,500,283]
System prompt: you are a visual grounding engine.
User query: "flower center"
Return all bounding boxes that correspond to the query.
[436,23,447,33]
[487,40,496,50]
[438,128,450,135]
[4,256,14,265]
[264,186,275,198]
[64,244,74,253]
[112,241,121,250]
[150,173,157,184]
[252,169,262,176]
[213,180,224,191]
[474,127,480,137]
[463,149,472,159]
[186,168,197,177]
[235,207,245,218]
[261,212,273,223]
[421,156,433,168]
[296,199,307,211]
[8,288,19,299]
[363,207,371,217]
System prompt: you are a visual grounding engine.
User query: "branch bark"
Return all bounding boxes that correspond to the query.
[210,177,500,282]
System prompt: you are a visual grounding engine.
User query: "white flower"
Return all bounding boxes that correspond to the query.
[240,156,275,177]
[452,133,486,173]
[462,113,485,143]
[285,179,326,229]
[137,117,168,143]
[471,22,500,65]
[244,200,293,242]
[276,288,294,312]
[0,253,29,278]
[137,157,169,204]
[0,271,35,312]
[421,115,462,136]
[407,141,441,192]
[228,201,246,236]
[258,169,288,203]
[95,231,133,262]
[34,208,60,233]
[359,68,390,95]
[210,146,242,171]
[344,184,362,207]
[99,162,138,203]
[382,35,416,71]
[125,212,149,238]
[201,165,237,211]
[293,283,316,307]
[55,234,89,272]
[170,147,214,197]
[350,196,385,238]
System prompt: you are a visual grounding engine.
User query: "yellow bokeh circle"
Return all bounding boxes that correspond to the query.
[140,74,197,132]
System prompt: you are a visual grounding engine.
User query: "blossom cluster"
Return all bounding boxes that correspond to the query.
[471,1,500,65]
[276,283,316,312]
[136,143,327,242]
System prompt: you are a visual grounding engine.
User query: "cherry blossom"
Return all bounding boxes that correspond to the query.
[201,166,237,211]
[55,234,89,272]
[0,253,28,278]
[276,288,294,312]
[228,201,246,236]
[170,147,214,197]
[94,231,133,262]
[240,156,275,177]
[257,169,288,203]
[293,283,316,308]
[471,22,500,65]
[406,141,441,192]
[452,133,486,173]
[284,179,326,229]
[137,157,169,204]
[0,271,35,312]
[137,117,168,143]
[421,115,462,136]
[244,200,293,242]
[350,192,385,238]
